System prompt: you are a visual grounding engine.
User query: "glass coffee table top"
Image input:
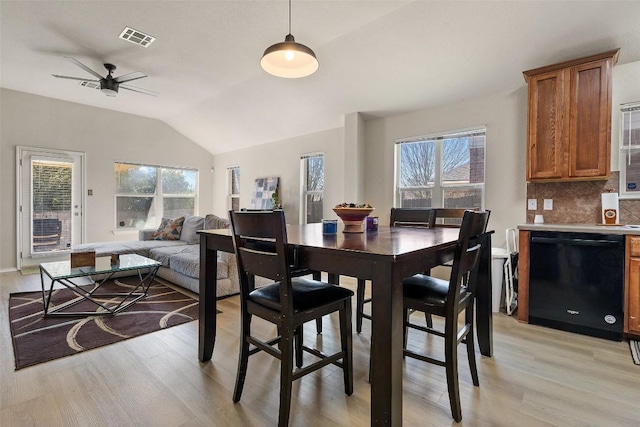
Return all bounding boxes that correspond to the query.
[40,254,161,280]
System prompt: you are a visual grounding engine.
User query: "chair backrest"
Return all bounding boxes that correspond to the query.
[229,210,295,312]
[446,210,491,308]
[389,208,436,227]
[432,208,479,228]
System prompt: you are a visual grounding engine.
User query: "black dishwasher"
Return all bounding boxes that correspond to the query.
[529,231,624,341]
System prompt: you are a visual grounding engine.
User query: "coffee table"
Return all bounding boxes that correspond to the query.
[39,254,161,316]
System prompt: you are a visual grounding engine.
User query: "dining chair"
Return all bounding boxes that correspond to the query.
[402,210,490,422]
[355,207,436,333]
[229,210,354,427]
[431,208,478,227]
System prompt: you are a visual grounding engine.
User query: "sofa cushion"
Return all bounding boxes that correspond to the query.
[204,214,230,230]
[152,216,185,240]
[169,245,228,280]
[148,244,197,267]
[180,214,205,244]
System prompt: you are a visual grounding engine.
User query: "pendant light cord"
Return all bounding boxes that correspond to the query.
[288,0,292,34]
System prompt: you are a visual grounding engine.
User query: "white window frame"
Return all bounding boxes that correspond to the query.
[394,127,486,209]
[300,153,324,224]
[227,166,240,211]
[114,162,198,229]
[619,102,640,199]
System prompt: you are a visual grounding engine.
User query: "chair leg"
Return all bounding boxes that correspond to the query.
[278,325,295,427]
[444,317,462,422]
[295,325,303,368]
[465,305,479,387]
[356,279,366,333]
[339,299,354,395]
[403,308,411,351]
[233,310,251,402]
[311,272,323,334]
[425,313,433,328]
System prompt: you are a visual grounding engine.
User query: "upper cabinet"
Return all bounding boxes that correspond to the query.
[523,49,619,182]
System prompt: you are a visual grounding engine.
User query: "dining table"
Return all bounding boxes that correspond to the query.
[198,223,493,426]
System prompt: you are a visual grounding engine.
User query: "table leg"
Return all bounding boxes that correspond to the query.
[476,232,493,357]
[369,264,403,425]
[199,237,218,362]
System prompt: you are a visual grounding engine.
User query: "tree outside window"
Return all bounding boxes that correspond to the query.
[301,154,324,224]
[115,163,197,228]
[396,129,485,209]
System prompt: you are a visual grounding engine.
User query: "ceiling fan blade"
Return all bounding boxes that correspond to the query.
[114,71,147,84]
[120,84,159,97]
[64,56,104,80]
[52,74,99,82]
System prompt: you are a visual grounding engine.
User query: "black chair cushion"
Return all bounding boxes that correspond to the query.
[249,277,354,312]
[403,275,470,306]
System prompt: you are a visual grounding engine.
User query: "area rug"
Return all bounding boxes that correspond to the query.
[630,340,640,366]
[9,276,199,370]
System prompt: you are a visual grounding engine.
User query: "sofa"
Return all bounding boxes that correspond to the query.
[73,214,240,297]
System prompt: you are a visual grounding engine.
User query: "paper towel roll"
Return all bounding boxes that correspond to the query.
[601,192,619,224]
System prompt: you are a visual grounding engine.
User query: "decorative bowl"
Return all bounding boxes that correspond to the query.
[333,207,375,233]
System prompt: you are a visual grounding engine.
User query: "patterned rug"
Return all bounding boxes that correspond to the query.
[9,276,199,370]
[630,340,640,366]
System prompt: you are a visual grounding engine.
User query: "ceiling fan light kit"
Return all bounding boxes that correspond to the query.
[261,0,318,78]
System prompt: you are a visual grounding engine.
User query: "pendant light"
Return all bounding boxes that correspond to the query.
[260,0,318,78]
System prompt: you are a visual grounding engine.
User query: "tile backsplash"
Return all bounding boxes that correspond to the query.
[526,172,640,224]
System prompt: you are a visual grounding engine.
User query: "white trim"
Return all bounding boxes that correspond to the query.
[395,126,486,145]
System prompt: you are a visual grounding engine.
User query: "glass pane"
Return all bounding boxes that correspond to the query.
[399,189,432,208]
[623,110,640,146]
[162,168,196,195]
[623,150,640,193]
[231,168,240,195]
[443,188,482,209]
[399,141,434,187]
[32,160,72,253]
[442,136,485,184]
[163,197,195,219]
[306,156,324,191]
[231,196,240,212]
[306,194,323,224]
[116,196,155,228]
[115,164,157,194]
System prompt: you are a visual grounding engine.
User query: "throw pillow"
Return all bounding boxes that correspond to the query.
[204,214,230,230]
[152,216,185,240]
[180,214,205,243]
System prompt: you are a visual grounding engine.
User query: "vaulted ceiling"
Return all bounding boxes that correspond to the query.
[2,1,640,154]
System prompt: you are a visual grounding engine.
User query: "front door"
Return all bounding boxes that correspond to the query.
[18,147,85,268]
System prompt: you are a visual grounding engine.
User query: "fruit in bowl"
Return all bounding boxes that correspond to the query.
[333,203,374,233]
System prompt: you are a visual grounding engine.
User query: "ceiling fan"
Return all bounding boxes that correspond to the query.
[52,56,158,97]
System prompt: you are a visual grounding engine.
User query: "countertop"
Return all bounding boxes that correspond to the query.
[518,223,640,235]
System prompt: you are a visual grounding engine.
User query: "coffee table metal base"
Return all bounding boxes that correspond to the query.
[40,265,160,317]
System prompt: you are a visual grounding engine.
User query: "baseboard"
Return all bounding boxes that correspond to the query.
[0,267,19,274]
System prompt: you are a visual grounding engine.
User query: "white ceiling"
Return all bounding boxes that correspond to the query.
[2,1,640,155]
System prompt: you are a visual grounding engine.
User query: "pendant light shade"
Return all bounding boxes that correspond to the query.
[261,1,318,78]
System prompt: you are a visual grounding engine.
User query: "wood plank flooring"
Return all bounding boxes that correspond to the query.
[2,271,640,426]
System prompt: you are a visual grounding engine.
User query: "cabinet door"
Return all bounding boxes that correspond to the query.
[627,257,640,334]
[567,58,612,178]
[526,70,565,180]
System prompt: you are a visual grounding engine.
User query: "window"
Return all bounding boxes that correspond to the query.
[228,166,240,211]
[619,103,640,199]
[115,163,197,228]
[395,128,485,209]
[301,154,324,224]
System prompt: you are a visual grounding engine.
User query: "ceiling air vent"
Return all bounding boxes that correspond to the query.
[119,27,155,47]
[79,81,100,90]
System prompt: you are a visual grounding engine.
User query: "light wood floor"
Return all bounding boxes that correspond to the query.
[2,271,640,426]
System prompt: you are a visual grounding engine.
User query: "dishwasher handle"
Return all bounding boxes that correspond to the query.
[531,236,623,247]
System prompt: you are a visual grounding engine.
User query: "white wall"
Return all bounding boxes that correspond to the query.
[0,88,214,271]
[211,128,345,224]
[363,89,529,248]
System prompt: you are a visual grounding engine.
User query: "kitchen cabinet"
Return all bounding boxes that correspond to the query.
[523,49,619,181]
[625,236,640,337]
